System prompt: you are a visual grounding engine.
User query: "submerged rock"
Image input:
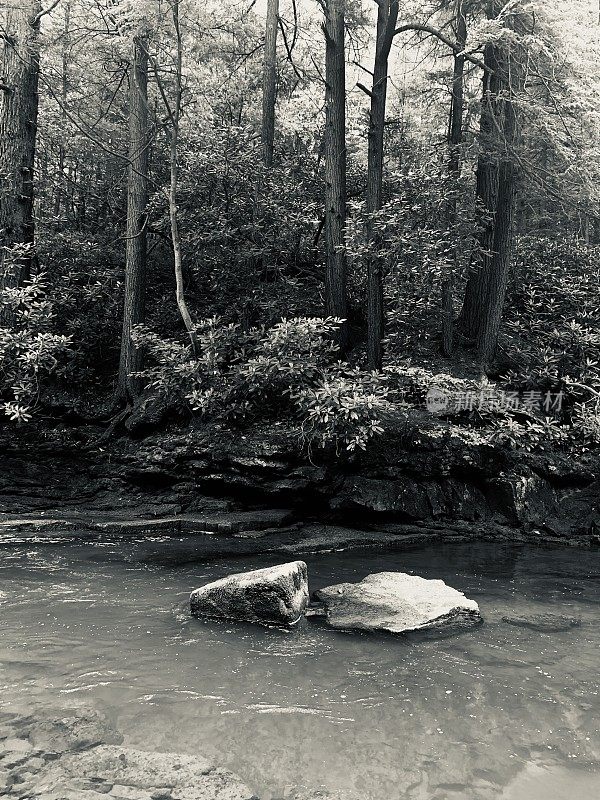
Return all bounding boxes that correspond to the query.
[313,572,481,634]
[4,744,257,800]
[190,561,309,625]
[0,709,258,800]
[502,613,581,633]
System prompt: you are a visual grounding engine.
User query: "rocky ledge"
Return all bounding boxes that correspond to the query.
[0,708,257,800]
[0,707,343,800]
[2,421,600,550]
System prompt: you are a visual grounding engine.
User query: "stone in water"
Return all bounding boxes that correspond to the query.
[313,571,481,634]
[190,560,309,625]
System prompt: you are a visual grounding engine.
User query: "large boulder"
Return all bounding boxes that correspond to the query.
[313,572,481,634]
[190,560,309,625]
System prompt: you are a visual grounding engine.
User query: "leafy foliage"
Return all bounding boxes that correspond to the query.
[134,317,390,451]
[0,268,71,422]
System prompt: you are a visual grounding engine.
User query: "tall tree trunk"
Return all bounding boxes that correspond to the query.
[469,3,526,366]
[365,0,399,370]
[261,0,279,167]
[0,0,42,299]
[117,33,149,402]
[458,28,501,341]
[476,81,519,365]
[54,0,71,216]
[323,0,348,349]
[169,0,198,356]
[441,0,467,357]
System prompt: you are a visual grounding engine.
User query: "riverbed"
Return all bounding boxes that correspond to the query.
[0,538,599,799]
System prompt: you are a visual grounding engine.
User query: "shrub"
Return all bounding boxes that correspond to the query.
[502,235,600,403]
[294,366,392,452]
[133,317,392,452]
[135,316,341,416]
[0,267,72,422]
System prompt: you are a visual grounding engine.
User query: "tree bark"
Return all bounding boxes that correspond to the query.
[54,0,71,216]
[169,0,198,356]
[117,32,149,401]
[0,0,42,298]
[261,0,279,167]
[467,2,526,367]
[365,0,399,370]
[458,26,502,341]
[476,79,520,365]
[323,0,348,349]
[441,0,467,357]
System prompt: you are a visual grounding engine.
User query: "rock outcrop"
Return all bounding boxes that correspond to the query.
[30,744,257,800]
[313,572,481,634]
[190,561,309,625]
[0,708,257,800]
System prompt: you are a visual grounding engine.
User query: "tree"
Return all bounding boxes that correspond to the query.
[364,0,399,370]
[459,1,528,366]
[323,0,348,348]
[0,0,43,298]
[476,41,522,365]
[261,0,279,167]
[54,0,70,216]
[441,0,467,357]
[117,30,150,402]
[167,0,198,355]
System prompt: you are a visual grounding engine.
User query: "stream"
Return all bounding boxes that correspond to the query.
[0,537,599,799]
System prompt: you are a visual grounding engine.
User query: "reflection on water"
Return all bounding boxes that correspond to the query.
[0,539,599,799]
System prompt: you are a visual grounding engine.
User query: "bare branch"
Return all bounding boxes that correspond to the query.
[393,23,491,73]
[277,16,303,81]
[32,0,62,26]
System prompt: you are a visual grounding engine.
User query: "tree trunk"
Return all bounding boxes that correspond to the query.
[261,0,279,167]
[0,0,42,298]
[117,33,149,402]
[365,0,399,370]
[471,3,526,366]
[458,35,501,341]
[476,85,519,365]
[54,0,71,216]
[169,0,198,356]
[323,0,348,349]
[441,0,467,357]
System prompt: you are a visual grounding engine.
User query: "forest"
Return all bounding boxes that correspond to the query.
[3,5,600,799]
[1,0,600,458]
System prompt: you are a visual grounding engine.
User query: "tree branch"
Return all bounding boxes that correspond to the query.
[393,23,491,73]
[277,16,303,81]
[32,0,62,26]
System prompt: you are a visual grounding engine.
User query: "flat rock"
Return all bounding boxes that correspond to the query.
[181,510,293,535]
[29,708,123,753]
[190,561,309,625]
[0,711,257,800]
[6,745,256,800]
[502,613,581,633]
[313,572,481,634]
[2,738,32,753]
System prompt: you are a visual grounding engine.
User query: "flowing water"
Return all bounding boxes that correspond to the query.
[1,536,599,799]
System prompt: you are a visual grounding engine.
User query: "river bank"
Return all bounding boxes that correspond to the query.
[1,418,599,551]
